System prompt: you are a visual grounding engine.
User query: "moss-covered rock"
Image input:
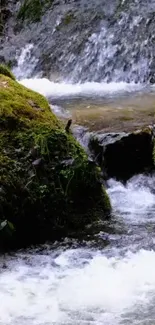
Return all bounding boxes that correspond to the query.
[0,64,15,80]
[89,128,154,181]
[0,70,111,248]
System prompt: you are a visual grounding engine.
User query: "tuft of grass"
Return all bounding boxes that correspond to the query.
[17,0,53,23]
[63,13,75,25]
[0,65,16,81]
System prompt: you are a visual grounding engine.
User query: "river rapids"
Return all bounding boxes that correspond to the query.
[1,0,155,323]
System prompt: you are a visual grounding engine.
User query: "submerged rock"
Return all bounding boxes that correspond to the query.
[89,128,154,181]
[0,68,111,249]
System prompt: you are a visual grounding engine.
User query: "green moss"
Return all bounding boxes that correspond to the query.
[63,13,75,25]
[119,116,134,121]
[0,65,16,81]
[0,74,59,129]
[56,12,75,31]
[17,0,53,23]
[0,75,111,248]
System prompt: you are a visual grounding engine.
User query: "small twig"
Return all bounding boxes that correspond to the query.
[65,119,72,133]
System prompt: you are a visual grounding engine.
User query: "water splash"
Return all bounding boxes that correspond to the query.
[107,174,155,224]
[20,77,144,99]
[51,104,71,118]
[0,174,155,324]
[1,246,155,324]
[13,44,38,79]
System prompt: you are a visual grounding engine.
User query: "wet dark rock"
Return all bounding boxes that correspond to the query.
[65,119,72,133]
[32,158,43,167]
[2,263,7,269]
[0,187,5,195]
[28,145,39,158]
[1,8,12,21]
[89,128,154,181]
[0,56,6,64]
[149,75,155,84]
[61,158,75,166]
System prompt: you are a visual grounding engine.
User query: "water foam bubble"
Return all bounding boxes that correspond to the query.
[1,248,155,324]
[20,78,144,99]
[107,175,155,223]
[13,44,38,79]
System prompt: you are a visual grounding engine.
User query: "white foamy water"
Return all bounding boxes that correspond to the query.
[20,77,144,99]
[1,175,155,324]
[107,174,155,223]
[1,248,155,325]
[13,44,38,79]
[51,104,71,118]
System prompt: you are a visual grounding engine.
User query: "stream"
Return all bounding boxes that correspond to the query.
[2,65,155,324]
[1,174,155,324]
[2,0,155,320]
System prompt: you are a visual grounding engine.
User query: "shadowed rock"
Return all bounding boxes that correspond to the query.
[89,127,154,181]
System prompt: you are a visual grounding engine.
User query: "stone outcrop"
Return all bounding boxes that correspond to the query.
[0,66,111,249]
[89,128,154,181]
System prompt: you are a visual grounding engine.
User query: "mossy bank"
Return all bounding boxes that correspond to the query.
[0,68,111,249]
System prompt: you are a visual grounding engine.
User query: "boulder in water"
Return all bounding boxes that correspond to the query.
[0,67,111,249]
[89,128,154,181]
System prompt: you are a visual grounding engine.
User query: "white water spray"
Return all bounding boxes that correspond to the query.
[0,175,155,324]
[107,175,155,223]
[20,77,144,99]
[13,44,38,79]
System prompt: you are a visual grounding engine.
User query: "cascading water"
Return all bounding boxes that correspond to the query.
[2,0,155,83]
[1,175,155,324]
[2,1,155,324]
[12,44,38,79]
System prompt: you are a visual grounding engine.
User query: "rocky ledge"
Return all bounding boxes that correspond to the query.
[89,127,155,181]
[0,65,111,250]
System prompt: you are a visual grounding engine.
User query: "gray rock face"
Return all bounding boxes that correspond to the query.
[1,0,155,83]
[89,128,154,181]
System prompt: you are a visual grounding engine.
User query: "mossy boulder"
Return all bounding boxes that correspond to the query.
[89,128,154,181]
[0,70,111,249]
[0,64,15,80]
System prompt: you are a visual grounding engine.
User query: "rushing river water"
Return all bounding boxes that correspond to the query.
[1,174,155,324]
[4,59,155,322]
[1,53,154,324]
[2,10,155,320]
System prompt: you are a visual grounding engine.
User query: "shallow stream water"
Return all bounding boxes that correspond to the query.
[2,28,155,324]
[3,71,155,324]
[1,174,155,324]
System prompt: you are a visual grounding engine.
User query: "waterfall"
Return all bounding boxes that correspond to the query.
[1,0,155,83]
